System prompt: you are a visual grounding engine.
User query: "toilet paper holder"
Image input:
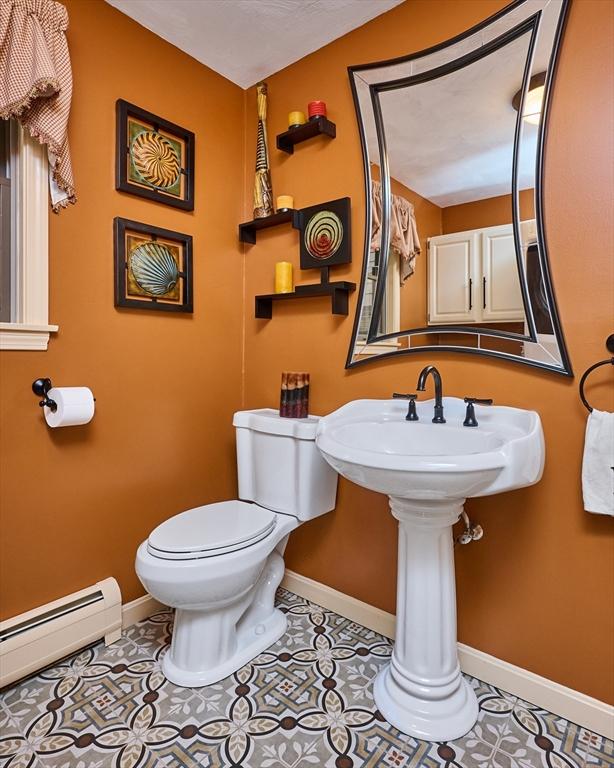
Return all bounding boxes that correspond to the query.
[32,378,57,412]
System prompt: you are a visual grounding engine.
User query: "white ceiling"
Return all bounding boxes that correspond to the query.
[105,0,404,89]
[363,5,559,207]
[374,32,539,207]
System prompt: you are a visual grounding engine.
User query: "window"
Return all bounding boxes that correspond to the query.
[357,248,401,354]
[0,122,10,323]
[0,120,56,351]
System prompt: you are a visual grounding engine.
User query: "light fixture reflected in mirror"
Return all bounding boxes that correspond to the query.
[512,72,546,125]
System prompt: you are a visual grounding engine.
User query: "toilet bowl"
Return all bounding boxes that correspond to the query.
[135,409,338,688]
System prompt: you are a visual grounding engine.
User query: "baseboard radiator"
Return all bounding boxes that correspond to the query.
[0,578,122,688]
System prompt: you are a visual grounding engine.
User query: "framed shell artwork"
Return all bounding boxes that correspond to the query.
[114,218,193,313]
[296,197,351,271]
[115,100,195,210]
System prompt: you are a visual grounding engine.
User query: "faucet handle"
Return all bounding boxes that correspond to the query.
[463,397,493,427]
[392,393,419,421]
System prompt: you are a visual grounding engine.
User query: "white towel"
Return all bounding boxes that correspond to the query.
[582,409,614,516]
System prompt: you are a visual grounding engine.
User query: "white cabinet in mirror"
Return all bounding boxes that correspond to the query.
[427,221,534,326]
[346,0,572,376]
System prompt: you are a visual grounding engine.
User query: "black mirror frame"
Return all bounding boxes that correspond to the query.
[346,0,573,377]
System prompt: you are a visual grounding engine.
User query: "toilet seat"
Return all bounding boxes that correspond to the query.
[147,501,277,561]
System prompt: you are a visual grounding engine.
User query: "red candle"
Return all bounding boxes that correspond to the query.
[308,100,327,119]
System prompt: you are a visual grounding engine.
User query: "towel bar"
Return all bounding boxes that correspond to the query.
[579,334,614,412]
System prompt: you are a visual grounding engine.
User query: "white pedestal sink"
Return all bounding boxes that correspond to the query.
[316,396,544,741]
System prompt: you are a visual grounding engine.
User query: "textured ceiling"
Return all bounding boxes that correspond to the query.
[105,0,404,89]
[361,5,558,207]
[375,32,540,207]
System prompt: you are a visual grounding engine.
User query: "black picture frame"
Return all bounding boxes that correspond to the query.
[296,197,351,271]
[114,217,193,313]
[115,99,195,211]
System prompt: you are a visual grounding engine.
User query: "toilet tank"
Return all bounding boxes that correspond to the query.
[233,409,337,520]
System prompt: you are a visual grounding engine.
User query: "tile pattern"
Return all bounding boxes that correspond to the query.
[0,589,610,767]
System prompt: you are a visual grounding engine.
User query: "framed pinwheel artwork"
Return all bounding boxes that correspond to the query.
[296,197,351,271]
[116,100,195,210]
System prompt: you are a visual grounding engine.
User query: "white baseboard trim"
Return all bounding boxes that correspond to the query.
[121,594,166,629]
[281,569,614,738]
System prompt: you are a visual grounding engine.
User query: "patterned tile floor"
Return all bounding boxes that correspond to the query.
[0,588,611,768]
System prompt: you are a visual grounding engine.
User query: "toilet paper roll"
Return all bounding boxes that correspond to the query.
[44,387,95,428]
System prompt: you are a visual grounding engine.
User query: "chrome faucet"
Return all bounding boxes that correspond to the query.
[416,365,446,423]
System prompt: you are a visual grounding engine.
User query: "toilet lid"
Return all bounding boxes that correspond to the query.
[147,501,277,560]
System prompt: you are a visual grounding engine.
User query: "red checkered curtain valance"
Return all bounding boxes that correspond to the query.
[0,0,75,211]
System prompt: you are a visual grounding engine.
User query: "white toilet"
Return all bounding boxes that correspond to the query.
[136,408,338,688]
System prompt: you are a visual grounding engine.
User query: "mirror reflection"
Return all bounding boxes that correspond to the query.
[348,0,571,375]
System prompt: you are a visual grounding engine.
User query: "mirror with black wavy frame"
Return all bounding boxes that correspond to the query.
[347,0,572,375]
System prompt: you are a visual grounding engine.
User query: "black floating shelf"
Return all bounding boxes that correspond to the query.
[255,281,355,319]
[239,210,298,244]
[276,117,336,155]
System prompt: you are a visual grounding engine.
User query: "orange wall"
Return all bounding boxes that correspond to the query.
[390,174,441,332]
[0,0,612,707]
[372,165,442,332]
[0,0,245,618]
[242,0,614,703]
[442,188,535,233]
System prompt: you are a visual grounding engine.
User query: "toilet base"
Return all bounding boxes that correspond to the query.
[162,607,287,688]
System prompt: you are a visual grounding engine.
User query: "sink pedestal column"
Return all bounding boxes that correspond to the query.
[373,497,478,741]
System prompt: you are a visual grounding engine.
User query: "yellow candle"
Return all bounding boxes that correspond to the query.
[288,110,306,128]
[276,195,294,211]
[275,262,293,294]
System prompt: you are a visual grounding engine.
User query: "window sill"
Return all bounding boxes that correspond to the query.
[355,340,402,356]
[0,323,58,351]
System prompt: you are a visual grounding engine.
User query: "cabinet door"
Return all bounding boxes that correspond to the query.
[481,225,525,322]
[428,231,479,324]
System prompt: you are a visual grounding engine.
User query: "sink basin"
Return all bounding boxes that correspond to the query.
[316,397,544,499]
[316,396,545,742]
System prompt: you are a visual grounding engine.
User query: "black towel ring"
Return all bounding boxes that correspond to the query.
[579,334,614,412]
